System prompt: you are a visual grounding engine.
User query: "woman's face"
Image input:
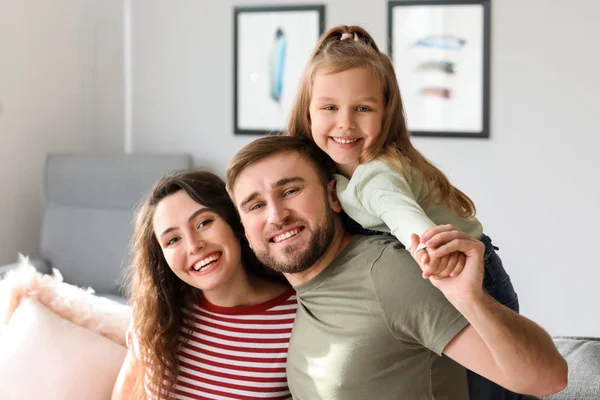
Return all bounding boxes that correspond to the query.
[152,190,244,296]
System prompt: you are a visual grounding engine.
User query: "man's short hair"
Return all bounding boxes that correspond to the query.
[226,135,335,199]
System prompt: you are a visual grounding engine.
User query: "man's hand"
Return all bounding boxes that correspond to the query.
[413,226,568,397]
[410,225,485,306]
[415,248,466,279]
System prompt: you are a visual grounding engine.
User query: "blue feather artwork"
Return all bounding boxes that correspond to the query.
[414,35,467,51]
[269,28,287,104]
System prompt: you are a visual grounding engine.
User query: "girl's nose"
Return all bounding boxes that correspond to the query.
[338,111,356,131]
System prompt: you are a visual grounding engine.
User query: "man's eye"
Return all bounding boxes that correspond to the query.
[357,106,371,112]
[249,203,264,211]
[283,188,298,196]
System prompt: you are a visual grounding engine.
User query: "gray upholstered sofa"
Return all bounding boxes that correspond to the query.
[540,336,600,400]
[0,152,193,301]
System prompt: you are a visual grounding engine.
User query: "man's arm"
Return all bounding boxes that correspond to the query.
[412,227,568,397]
[443,297,566,397]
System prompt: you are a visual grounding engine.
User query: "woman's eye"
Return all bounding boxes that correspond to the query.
[357,106,371,112]
[197,219,213,229]
[166,237,180,246]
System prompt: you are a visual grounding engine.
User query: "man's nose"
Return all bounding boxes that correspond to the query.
[267,201,290,224]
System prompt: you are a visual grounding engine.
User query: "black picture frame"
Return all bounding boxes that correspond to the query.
[233,5,326,135]
[388,0,491,138]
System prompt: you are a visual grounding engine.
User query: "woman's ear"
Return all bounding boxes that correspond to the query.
[327,179,343,213]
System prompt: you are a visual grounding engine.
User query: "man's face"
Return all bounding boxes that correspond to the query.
[232,151,341,274]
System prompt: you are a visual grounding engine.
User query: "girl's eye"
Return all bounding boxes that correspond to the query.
[324,105,337,111]
[357,106,371,112]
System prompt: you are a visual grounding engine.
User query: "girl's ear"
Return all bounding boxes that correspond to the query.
[326,179,342,213]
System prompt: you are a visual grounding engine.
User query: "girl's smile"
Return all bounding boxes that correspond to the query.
[308,67,384,177]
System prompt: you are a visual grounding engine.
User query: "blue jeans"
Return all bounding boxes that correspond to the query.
[468,234,522,400]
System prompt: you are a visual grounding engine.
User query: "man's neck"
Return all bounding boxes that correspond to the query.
[284,226,352,287]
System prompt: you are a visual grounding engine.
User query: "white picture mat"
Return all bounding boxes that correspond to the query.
[237,11,320,132]
[392,4,484,133]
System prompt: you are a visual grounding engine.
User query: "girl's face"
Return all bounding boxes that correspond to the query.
[308,67,384,177]
[152,190,245,297]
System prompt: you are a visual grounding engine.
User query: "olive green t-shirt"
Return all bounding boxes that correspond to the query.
[287,235,469,399]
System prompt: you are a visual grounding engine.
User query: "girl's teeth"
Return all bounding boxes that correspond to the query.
[333,137,359,144]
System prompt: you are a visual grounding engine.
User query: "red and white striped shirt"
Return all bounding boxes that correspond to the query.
[127,288,297,400]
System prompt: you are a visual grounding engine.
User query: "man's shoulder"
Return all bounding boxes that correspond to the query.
[350,234,403,250]
[346,235,425,291]
[337,235,418,281]
[348,235,414,264]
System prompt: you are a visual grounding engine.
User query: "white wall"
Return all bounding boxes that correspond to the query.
[0,0,124,265]
[131,0,600,336]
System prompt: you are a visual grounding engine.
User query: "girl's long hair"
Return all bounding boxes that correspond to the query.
[125,170,283,398]
[287,25,475,217]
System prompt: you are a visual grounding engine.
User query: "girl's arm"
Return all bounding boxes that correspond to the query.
[354,162,464,278]
[111,351,145,400]
[354,161,436,250]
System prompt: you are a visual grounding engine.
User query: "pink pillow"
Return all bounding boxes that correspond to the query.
[0,298,127,400]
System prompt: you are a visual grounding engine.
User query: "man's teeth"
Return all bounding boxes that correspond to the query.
[273,229,301,243]
[332,137,359,144]
[193,254,220,271]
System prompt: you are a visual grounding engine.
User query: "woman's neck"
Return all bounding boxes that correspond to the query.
[202,270,288,308]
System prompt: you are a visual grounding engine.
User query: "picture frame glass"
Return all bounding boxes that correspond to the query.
[391,3,486,136]
[235,8,323,134]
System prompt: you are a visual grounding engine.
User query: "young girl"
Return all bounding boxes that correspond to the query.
[287,25,521,400]
[111,170,296,400]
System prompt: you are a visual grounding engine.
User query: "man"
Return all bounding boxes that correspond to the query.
[226,136,567,399]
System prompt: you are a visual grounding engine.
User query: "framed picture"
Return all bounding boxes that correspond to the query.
[388,0,491,138]
[233,5,325,135]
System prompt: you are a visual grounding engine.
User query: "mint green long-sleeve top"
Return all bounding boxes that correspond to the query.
[335,159,483,251]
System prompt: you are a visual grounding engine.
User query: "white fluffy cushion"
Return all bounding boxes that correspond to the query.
[0,255,132,400]
[0,298,127,400]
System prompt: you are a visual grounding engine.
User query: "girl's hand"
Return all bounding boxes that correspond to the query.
[410,226,486,305]
[413,242,466,279]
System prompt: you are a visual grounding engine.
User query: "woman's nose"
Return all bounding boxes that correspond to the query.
[187,235,205,254]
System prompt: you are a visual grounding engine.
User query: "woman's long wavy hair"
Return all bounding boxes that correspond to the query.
[287,25,475,217]
[124,170,282,398]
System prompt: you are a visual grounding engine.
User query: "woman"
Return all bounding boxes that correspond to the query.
[111,170,296,400]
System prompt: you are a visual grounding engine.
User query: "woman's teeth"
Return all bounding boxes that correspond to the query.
[193,253,220,271]
[273,229,301,243]
[332,137,359,144]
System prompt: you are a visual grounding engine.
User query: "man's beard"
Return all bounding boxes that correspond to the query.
[253,207,336,275]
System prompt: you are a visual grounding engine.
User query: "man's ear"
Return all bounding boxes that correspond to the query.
[327,179,343,213]
[245,232,252,249]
